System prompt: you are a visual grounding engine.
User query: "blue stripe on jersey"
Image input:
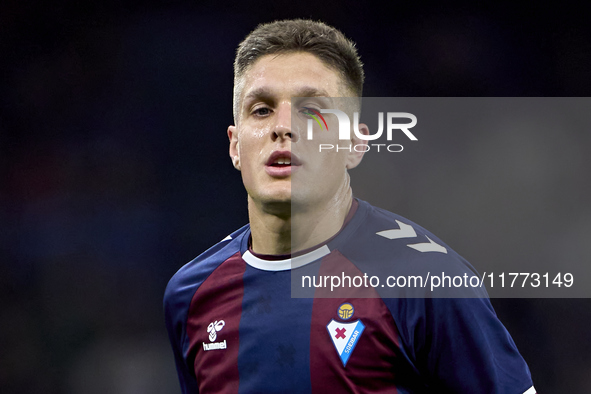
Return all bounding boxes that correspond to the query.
[237,264,314,393]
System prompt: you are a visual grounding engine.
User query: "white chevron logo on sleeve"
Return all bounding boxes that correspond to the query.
[377,222,447,254]
[407,236,447,254]
[376,220,417,240]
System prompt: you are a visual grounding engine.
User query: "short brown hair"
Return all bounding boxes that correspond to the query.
[233,19,364,121]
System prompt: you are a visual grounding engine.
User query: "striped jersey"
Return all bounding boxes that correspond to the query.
[164,199,535,393]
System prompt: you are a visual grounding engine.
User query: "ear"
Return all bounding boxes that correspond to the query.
[346,123,369,169]
[228,125,241,171]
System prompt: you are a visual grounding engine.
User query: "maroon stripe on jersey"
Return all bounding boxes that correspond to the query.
[310,251,400,393]
[186,252,245,393]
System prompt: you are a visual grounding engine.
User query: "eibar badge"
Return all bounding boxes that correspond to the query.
[328,304,365,367]
[327,319,365,367]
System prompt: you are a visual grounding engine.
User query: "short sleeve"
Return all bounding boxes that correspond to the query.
[420,297,534,393]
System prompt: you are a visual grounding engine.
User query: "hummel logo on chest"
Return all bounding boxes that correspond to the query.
[203,320,227,351]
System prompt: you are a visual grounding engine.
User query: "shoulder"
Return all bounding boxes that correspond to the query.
[339,200,481,284]
[164,224,249,315]
[354,200,456,254]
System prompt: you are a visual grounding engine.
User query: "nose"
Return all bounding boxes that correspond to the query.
[272,102,299,143]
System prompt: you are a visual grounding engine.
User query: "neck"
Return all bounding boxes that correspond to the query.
[248,181,353,255]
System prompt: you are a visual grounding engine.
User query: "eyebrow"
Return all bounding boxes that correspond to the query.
[243,87,274,104]
[243,86,332,104]
[292,86,331,98]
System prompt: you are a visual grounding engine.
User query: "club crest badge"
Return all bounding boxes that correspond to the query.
[327,304,365,367]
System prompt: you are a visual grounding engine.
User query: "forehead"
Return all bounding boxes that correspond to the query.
[240,52,346,103]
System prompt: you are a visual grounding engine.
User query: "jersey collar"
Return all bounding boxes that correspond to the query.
[242,245,331,271]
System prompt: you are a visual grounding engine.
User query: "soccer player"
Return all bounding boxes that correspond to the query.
[164,19,536,393]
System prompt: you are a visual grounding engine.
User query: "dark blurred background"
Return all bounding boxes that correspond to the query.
[1,1,590,392]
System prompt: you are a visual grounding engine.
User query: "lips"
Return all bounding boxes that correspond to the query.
[266,151,302,166]
[265,150,301,177]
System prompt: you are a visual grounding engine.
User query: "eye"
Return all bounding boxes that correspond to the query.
[300,108,314,117]
[252,106,272,117]
[300,107,319,117]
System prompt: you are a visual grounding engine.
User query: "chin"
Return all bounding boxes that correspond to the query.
[257,187,292,206]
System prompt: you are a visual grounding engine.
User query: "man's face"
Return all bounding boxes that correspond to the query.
[228,52,364,210]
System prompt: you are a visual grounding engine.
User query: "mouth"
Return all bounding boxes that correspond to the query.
[265,151,301,177]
